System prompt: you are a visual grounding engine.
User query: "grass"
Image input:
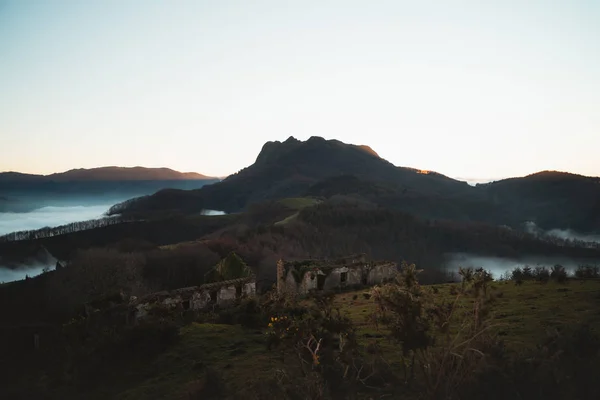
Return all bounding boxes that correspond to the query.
[110,324,277,400]
[277,197,321,210]
[274,197,321,226]
[333,279,600,353]
[43,279,600,399]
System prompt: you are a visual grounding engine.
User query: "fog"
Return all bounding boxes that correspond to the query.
[443,252,600,280]
[0,204,113,236]
[201,209,226,216]
[546,228,600,244]
[0,263,56,284]
[524,221,600,244]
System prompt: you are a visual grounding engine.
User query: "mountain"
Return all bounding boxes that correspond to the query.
[110,136,480,217]
[0,167,214,182]
[112,138,600,234]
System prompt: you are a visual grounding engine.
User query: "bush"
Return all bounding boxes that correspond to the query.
[522,265,533,280]
[575,265,600,279]
[534,266,550,283]
[550,264,568,283]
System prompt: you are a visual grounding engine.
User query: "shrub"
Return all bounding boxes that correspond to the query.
[371,261,497,399]
[534,266,550,283]
[550,264,568,283]
[522,265,533,280]
[575,265,600,279]
[511,267,524,281]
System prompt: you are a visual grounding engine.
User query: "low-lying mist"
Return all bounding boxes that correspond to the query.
[0,204,113,236]
[443,252,600,280]
[0,263,56,284]
[524,221,600,244]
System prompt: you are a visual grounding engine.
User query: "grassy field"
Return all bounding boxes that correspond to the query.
[25,280,600,400]
[274,197,321,226]
[40,279,600,399]
[115,324,274,400]
[334,279,600,352]
[277,197,321,210]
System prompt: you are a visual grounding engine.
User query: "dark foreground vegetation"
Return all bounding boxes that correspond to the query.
[2,263,599,400]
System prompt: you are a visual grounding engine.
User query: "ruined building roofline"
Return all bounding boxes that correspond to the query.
[135,275,256,304]
[280,257,396,269]
[200,275,255,291]
[280,253,366,265]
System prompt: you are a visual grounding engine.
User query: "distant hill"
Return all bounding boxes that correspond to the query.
[0,167,214,182]
[477,171,600,232]
[0,167,219,214]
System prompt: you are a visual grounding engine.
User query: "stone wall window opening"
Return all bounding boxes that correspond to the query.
[340,272,348,283]
[182,300,190,310]
[210,290,218,303]
[317,274,326,290]
[235,285,242,299]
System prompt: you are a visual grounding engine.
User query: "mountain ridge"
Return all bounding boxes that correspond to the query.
[109,136,600,234]
[0,166,215,182]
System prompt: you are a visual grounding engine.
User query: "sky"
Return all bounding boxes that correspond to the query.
[0,0,599,181]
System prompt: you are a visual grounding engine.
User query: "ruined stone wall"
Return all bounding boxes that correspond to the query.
[323,266,365,290]
[276,259,286,294]
[277,257,397,295]
[244,282,256,297]
[217,285,237,306]
[132,278,256,322]
[367,263,397,285]
[298,270,320,294]
[284,272,299,295]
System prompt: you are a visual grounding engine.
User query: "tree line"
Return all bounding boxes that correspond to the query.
[0,215,132,242]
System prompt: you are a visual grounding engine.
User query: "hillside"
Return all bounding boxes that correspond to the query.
[0,167,214,182]
[479,170,600,231]
[111,138,600,233]
[110,136,477,217]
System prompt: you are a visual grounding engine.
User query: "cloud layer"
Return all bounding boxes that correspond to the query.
[0,204,113,236]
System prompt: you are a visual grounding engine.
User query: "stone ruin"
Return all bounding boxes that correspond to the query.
[130,275,256,322]
[276,253,397,295]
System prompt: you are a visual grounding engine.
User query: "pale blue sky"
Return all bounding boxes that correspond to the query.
[1,0,598,180]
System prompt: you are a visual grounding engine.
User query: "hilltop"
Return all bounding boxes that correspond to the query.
[111,137,600,234]
[110,136,476,217]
